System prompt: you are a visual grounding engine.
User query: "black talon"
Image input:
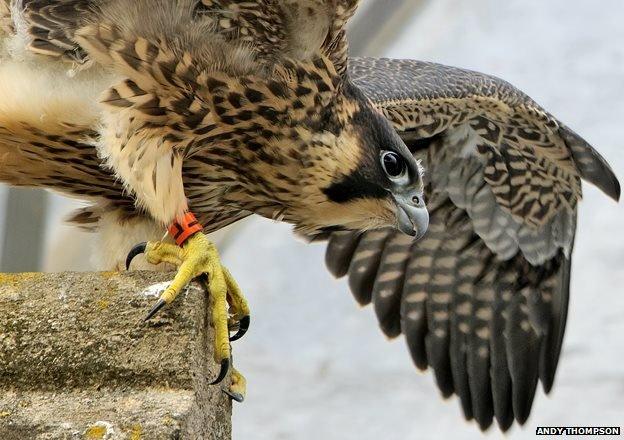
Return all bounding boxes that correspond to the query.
[210,359,229,385]
[126,242,147,270]
[222,388,244,403]
[229,315,250,342]
[144,298,167,321]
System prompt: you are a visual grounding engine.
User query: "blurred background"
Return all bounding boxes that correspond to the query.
[1,0,623,438]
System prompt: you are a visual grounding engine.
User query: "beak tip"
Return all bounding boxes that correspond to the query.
[396,204,429,239]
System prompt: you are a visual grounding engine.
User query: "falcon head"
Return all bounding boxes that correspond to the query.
[272,81,429,238]
[197,56,428,238]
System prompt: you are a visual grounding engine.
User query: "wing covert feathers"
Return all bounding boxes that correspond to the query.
[19,0,361,76]
[0,122,130,207]
[349,57,620,208]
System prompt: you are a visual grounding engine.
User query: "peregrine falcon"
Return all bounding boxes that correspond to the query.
[0,0,619,432]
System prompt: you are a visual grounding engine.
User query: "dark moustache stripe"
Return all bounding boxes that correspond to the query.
[323,172,388,203]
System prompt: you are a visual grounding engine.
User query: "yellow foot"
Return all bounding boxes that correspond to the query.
[126,233,250,392]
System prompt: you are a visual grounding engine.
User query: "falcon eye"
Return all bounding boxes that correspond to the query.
[381,151,407,179]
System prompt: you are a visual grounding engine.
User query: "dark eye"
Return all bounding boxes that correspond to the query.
[381,151,406,178]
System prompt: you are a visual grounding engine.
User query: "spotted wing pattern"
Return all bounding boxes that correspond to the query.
[21,0,359,71]
[350,57,619,225]
[323,57,619,431]
[0,121,129,206]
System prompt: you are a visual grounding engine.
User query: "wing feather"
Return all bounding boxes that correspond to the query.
[321,57,614,431]
[371,231,412,336]
[347,229,392,306]
[325,231,362,278]
[19,0,361,76]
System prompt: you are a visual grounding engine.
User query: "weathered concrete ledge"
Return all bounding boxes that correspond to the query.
[0,272,231,439]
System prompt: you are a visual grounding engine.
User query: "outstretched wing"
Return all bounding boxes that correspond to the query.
[323,57,619,431]
[21,0,359,71]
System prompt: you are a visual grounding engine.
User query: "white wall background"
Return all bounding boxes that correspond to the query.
[0,187,6,254]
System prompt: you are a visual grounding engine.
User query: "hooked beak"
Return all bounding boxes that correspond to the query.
[394,192,429,239]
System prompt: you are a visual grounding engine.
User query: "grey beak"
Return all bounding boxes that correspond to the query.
[394,192,429,239]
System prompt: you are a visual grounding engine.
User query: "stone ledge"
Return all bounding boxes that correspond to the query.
[0,389,193,439]
[0,272,231,439]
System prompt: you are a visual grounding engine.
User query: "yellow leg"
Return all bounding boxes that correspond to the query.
[126,233,250,395]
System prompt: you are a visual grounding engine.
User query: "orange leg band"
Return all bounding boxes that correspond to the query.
[168,212,204,246]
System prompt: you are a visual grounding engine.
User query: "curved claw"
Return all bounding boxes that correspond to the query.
[126,242,147,270]
[210,358,229,385]
[144,298,167,321]
[229,315,250,342]
[222,388,244,403]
